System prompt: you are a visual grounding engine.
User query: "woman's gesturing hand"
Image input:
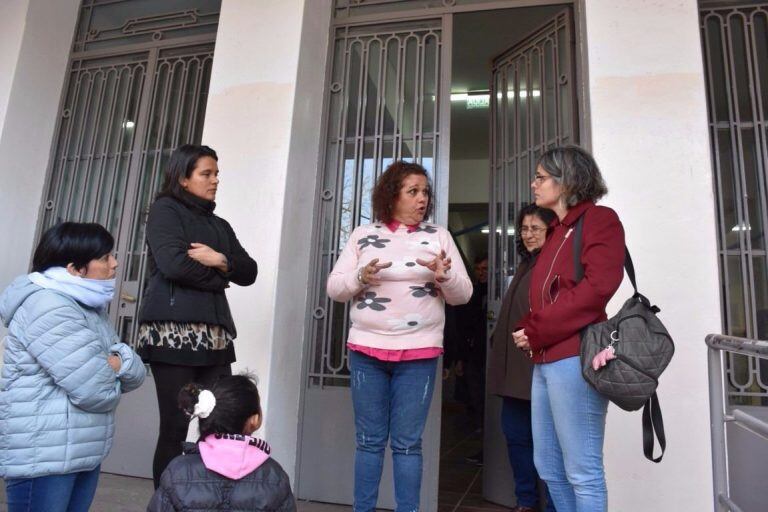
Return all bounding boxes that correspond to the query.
[188,242,228,272]
[416,250,452,282]
[359,258,392,286]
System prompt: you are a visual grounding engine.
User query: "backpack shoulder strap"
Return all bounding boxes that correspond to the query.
[573,214,585,283]
[572,210,638,295]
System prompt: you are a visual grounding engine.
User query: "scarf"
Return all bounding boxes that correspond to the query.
[28,267,115,309]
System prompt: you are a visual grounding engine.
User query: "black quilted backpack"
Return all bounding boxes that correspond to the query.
[573,214,675,463]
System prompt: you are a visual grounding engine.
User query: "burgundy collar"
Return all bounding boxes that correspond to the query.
[385,220,420,233]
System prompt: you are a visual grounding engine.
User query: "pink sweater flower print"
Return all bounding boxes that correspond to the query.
[327,222,473,351]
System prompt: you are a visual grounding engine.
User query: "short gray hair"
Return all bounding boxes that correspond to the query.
[537,146,607,206]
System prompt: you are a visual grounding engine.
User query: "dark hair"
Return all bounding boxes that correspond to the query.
[157,144,218,200]
[536,145,607,207]
[515,204,556,259]
[178,374,262,441]
[372,161,434,223]
[32,222,114,272]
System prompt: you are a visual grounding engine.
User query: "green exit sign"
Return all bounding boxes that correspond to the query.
[466,94,489,109]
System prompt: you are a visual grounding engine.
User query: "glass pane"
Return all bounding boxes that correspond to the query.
[557,24,572,141]
[740,129,765,250]
[345,41,363,139]
[755,12,768,123]
[705,16,730,124]
[729,15,754,123]
[422,34,438,134]
[530,46,542,149]
[75,0,221,53]
[754,256,768,340]
[363,39,381,138]
[544,38,557,144]
[716,128,741,250]
[518,57,529,152]
[726,254,748,337]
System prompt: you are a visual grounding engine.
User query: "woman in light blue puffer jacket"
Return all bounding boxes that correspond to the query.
[0,222,146,512]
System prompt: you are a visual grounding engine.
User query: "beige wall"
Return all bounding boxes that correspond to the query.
[0,0,79,328]
[584,0,718,509]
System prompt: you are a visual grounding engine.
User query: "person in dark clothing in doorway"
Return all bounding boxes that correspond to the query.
[488,204,556,512]
[136,144,258,488]
[458,254,488,465]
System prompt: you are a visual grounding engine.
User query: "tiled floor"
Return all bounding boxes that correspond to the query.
[0,398,510,512]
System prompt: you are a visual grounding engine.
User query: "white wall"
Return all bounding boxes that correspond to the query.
[201,0,327,479]
[0,0,79,307]
[584,1,718,510]
[0,0,29,140]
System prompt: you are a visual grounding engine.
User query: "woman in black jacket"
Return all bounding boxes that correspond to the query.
[137,144,257,488]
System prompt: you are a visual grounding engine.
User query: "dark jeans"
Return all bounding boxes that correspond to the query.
[349,351,438,512]
[5,465,100,512]
[150,362,232,488]
[502,397,556,512]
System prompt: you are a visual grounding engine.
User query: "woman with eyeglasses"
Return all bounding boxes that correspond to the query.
[512,146,625,512]
[487,204,556,512]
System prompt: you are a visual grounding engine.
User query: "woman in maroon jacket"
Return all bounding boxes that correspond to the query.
[512,146,624,512]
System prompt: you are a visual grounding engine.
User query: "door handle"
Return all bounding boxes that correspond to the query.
[120,292,137,303]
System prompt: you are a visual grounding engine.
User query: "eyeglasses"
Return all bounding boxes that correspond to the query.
[519,226,547,235]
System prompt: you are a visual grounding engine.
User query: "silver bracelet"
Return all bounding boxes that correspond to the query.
[357,267,365,285]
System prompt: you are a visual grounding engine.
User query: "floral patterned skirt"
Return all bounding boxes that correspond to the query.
[137,321,235,366]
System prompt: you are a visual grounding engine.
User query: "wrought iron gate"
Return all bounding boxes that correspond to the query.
[40,0,219,345]
[700,2,768,405]
[306,20,444,389]
[488,9,577,311]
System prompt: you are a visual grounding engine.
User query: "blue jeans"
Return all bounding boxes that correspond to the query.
[501,397,556,512]
[531,356,608,512]
[349,350,437,512]
[4,465,101,512]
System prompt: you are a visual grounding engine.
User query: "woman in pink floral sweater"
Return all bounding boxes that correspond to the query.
[327,161,472,512]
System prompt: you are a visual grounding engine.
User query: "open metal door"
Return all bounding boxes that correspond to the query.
[298,15,452,511]
[484,9,578,507]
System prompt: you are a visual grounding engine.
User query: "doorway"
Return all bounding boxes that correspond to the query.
[297,2,582,511]
[444,5,578,511]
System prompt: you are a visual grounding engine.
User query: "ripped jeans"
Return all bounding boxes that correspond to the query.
[349,350,438,512]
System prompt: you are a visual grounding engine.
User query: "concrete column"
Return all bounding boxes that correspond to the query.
[202,0,331,479]
[0,0,30,139]
[0,0,79,313]
[584,1,717,509]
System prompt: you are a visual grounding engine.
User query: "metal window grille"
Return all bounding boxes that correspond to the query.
[307,20,443,387]
[488,10,576,305]
[40,0,219,345]
[700,2,768,405]
[332,0,542,22]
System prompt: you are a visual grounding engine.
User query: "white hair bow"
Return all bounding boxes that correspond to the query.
[185,389,217,443]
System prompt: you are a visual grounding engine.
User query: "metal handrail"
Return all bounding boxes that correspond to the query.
[706,333,768,512]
